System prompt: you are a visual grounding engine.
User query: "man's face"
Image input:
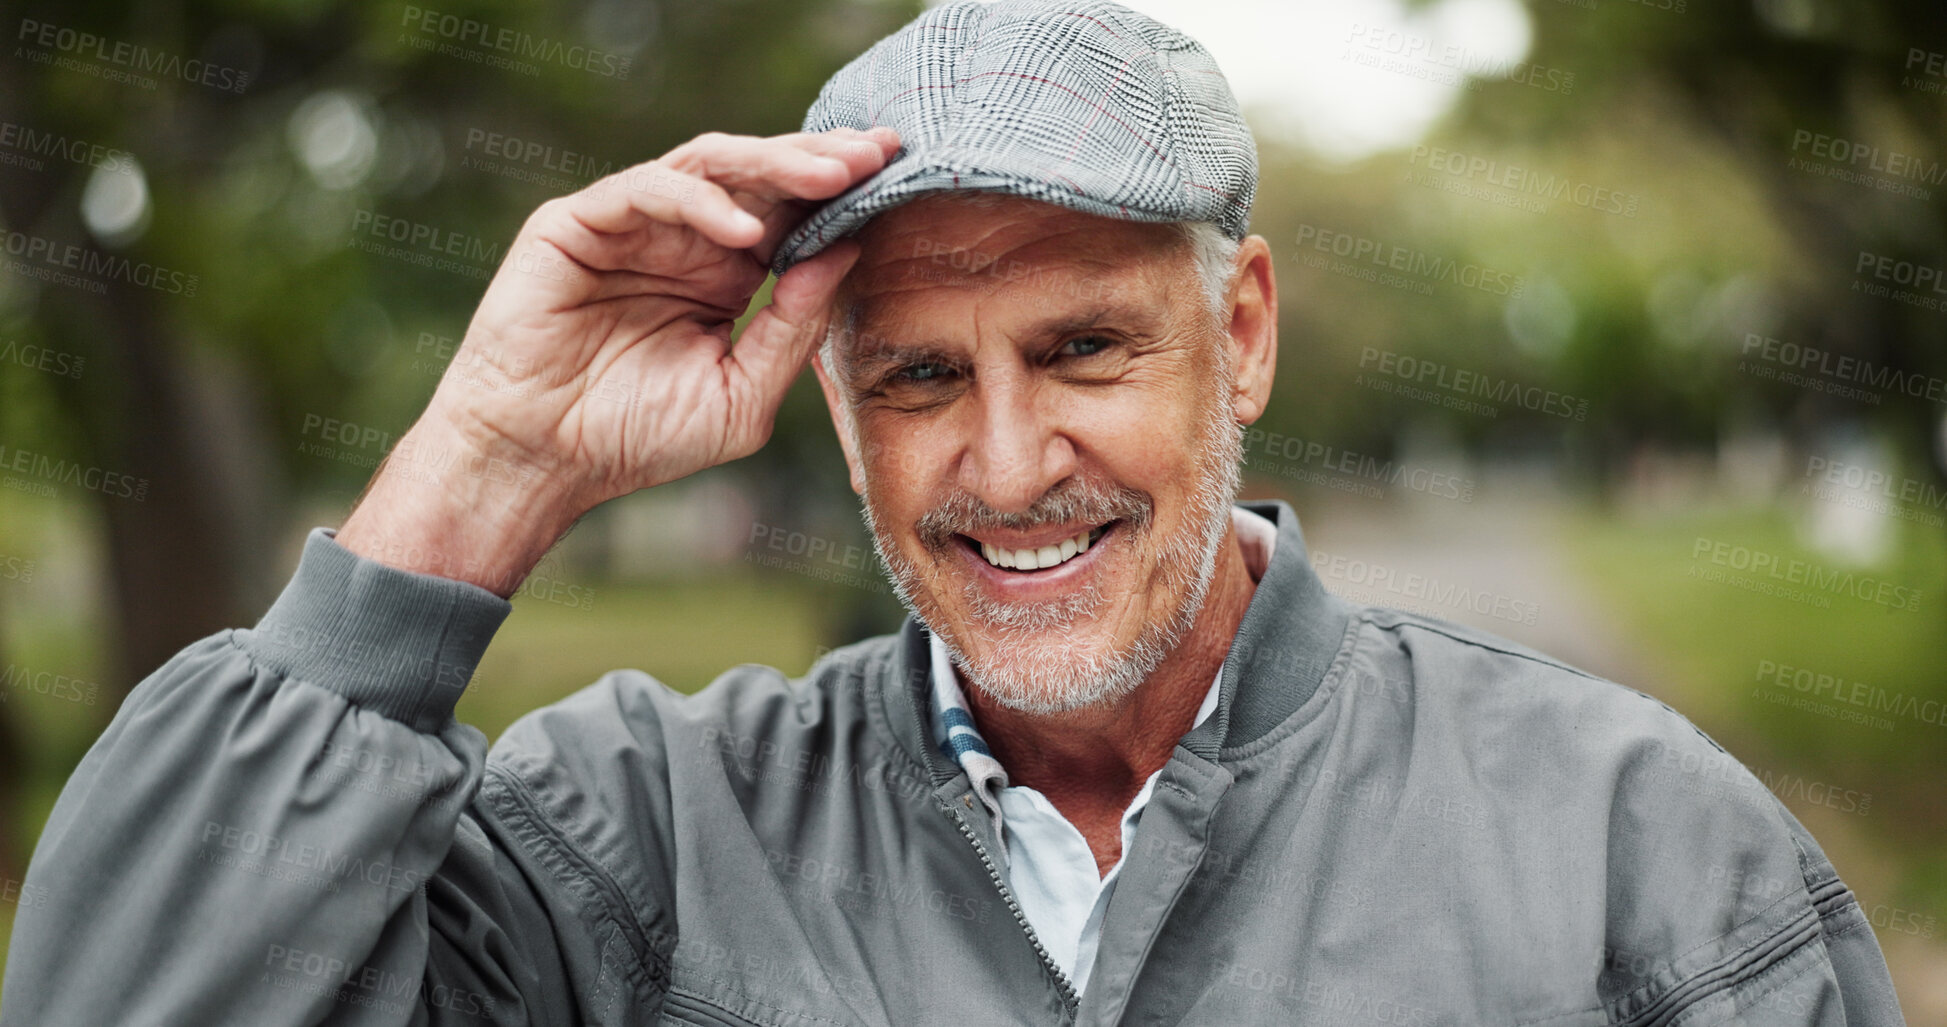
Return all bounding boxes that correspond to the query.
[818,194,1247,715]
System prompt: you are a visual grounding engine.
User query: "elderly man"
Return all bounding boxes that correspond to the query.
[0,2,1905,1025]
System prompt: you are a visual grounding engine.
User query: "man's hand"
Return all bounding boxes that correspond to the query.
[337,127,899,595]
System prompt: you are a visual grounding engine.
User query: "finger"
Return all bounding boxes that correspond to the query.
[663,131,895,205]
[746,197,821,266]
[555,162,765,250]
[773,127,903,176]
[727,239,862,432]
[735,130,903,261]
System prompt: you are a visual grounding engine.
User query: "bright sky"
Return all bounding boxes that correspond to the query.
[926,0,1535,163]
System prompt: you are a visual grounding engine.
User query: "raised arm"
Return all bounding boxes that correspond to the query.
[0,127,899,1026]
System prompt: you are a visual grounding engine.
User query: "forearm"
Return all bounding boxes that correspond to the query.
[339,414,585,598]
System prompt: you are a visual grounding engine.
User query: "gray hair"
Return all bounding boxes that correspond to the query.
[817,200,1241,390]
[1172,219,1243,326]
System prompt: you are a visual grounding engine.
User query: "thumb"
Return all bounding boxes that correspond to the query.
[729,239,862,414]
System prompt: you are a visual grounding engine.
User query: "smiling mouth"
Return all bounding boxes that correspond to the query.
[958,522,1114,572]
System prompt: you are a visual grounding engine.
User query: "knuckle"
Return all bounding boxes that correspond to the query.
[527,196,569,228]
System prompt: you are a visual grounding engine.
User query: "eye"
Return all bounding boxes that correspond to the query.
[1058,335,1115,358]
[893,361,954,383]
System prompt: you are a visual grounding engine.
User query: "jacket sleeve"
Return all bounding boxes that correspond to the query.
[1742,808,1909,1027]
[0,528,582,1026]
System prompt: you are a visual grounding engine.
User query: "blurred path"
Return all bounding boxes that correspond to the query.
[1291,484,1947,1021]
[1294,490,1641,683]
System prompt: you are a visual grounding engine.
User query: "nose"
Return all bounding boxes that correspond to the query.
[956,367,1078,515]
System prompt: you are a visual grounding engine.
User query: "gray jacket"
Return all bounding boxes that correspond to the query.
[1,499,1904,1025]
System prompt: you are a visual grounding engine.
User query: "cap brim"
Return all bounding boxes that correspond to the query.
[770,144,1198,277]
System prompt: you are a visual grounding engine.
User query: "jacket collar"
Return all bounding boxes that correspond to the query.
[881,498,1356,784]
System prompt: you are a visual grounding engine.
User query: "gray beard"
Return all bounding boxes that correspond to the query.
[859,368,1245,715]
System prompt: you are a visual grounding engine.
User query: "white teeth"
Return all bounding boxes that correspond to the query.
[977,526,1105,571]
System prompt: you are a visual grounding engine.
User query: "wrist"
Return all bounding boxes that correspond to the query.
[336,418,585,596]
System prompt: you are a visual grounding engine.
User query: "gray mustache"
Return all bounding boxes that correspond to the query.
[914,479,1153,551]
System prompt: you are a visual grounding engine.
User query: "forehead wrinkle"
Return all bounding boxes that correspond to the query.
[859,244,1146,298]
[850,195,1181,294]
[847,250,1176,342]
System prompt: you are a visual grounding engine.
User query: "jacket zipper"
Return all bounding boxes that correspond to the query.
[904,632,1080,1017]
[947,802,1082,1018]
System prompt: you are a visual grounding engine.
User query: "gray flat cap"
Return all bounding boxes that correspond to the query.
[770,0,1258,275]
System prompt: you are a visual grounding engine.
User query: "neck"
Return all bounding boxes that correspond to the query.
[964,521,1258,850]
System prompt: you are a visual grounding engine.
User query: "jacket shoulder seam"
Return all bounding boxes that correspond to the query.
[1367,611,1734,753]
[1362,610,1606,683]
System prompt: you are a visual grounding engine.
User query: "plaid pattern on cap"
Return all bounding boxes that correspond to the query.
[770,0,1257,275]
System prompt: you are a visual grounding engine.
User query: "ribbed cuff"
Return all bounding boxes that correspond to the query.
[240,527,513,732]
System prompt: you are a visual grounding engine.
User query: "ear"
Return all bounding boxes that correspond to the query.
[811,340,867,495]
[1224,235,1278,426]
